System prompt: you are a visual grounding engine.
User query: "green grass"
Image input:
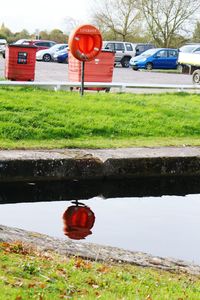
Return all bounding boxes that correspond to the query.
[1,242,200,300]
[140,69,181,74]
[0,87,200,149]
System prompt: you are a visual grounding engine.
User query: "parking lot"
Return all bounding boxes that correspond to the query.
[0,57,192,85]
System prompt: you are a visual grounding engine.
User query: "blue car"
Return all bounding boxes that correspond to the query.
[53,48,68,63]
[129,48,178,70]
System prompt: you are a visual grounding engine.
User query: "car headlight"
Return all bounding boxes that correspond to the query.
[130,60,137,65]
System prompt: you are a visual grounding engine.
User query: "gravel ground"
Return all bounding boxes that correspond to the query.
[0,56,192,85]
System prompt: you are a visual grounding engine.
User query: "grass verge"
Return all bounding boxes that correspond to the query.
[140,69,181,74]
[0,87,199,149]
[0,241,200,300]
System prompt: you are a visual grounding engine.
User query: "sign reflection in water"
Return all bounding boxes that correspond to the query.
[1,178,200,264]
[62,201,95,240]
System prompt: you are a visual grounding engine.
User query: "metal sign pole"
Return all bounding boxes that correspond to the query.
[80,61,85,96]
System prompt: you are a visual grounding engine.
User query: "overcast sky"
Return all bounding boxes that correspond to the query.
[1,0,93,33]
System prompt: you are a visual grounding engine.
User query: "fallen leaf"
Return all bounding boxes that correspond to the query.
[28,283,36,288]
[97,266,110,273]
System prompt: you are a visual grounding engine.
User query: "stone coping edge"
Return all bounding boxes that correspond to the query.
[0,225,200,275]
[0,148,200,181]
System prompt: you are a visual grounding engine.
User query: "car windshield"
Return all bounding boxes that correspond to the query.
[49,44,63,50]
[140,49,158,57]
[179,45,200,53]
[15,39,27,44]
[0,39,7,45]
[58,49,68,53]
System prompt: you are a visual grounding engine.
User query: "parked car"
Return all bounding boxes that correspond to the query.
[0,39,7,58]
[2,39,57,59]
[133,43,155,56]
[36,44,68,62]
[129,48,178,70]
[178,44,200,74]
[53,48,68,63]
[102,41,136,68]
[102,41,155,68]
[14,39,56,51]
[178,50,200,83]
[179,44,200,54]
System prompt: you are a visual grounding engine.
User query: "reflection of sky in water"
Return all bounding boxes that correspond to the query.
[0,194,200,264]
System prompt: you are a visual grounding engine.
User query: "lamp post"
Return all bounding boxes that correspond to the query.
[35,29,40,40]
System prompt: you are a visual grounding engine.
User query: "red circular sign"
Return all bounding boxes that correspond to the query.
[69,24,102,62]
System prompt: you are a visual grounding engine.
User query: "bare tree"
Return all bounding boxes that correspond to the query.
[193,22,200,42]
[64,17,82,35]
[141,0,200,47]
[91,0,141,41]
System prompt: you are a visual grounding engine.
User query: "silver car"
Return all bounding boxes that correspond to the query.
[36,44,68,62]
[102,41,136,68]
[179,44,200,54]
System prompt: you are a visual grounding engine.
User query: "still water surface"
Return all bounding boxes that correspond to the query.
[0,194,200,264]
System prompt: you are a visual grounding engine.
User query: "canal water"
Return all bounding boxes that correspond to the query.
[0,179,200,264]
[0,178,200,264]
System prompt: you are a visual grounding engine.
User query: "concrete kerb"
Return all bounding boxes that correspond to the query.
[0,147,200,182]
[1,224,200,275]
[1,81,200,93]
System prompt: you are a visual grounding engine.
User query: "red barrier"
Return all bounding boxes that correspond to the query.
[5,45,37,81]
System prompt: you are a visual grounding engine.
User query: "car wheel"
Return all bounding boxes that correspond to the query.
[192,70,200,84]
[146,62,153,70]
[181,64,190,74]
[132,67,138,71]
[176,64,182,73]
[121,57,130,68]
[43,54,51,62]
